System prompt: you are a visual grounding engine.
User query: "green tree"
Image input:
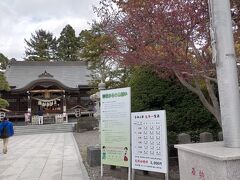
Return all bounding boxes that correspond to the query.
[25,29,57,61]
[129,67,220,142]
[0,53,9,70]
[57,24,79,61]
[79,23,127,89]
[0,72,10,108]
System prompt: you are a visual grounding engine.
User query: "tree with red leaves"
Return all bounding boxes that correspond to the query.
[97,0,240,126]
[231,0,240,58]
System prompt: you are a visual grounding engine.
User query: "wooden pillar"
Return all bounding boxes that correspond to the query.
[27,91,31,114]
[26,91,31,124]
[17,97,20,112]
[78,86,81,105]
[63,91,68,122]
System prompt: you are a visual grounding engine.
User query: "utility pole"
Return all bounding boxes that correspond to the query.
[209,0,240,147]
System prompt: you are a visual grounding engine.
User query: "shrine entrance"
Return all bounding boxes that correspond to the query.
[25,79,70,124]
[29,89,67,124]
[3,66,93,124]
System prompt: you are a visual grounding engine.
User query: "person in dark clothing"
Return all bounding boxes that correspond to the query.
[0,117,14,154]
[38,109,44,125]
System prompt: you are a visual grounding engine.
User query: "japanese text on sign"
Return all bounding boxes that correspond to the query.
[131,111,168,173]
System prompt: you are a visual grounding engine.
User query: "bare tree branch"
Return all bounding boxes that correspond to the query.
[202,75,218,84]
[194,80,220,124]
[205,79,221,125]
[174,70,199,95]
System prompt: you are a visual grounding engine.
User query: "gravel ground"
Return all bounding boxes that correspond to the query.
[73,130,179,180]
[73,130,124,180]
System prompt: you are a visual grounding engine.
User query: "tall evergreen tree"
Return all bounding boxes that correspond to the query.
[0,72,10,108]
[0,53,9,70]
[79,23,126,89]
[0,53,10,108]
[57,24,79,61]
[25,29,57,61]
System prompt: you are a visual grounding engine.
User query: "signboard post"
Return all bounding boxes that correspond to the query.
[131,110,168,179]
[100,87,131,179]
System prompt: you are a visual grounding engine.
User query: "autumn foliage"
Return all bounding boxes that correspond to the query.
[97,0,239,125]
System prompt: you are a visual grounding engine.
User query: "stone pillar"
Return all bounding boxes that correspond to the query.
[211,0,240,148]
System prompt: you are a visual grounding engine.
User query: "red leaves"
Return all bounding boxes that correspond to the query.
[98,0,215,80]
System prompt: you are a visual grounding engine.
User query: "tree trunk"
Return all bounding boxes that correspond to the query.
[174,70,222,127]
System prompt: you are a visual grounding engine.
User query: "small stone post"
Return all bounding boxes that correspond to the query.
[178,133,191,144]
[218,132,223,141]
[200,132,213,143]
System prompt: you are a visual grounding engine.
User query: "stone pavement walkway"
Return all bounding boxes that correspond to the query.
[0,133,89,180]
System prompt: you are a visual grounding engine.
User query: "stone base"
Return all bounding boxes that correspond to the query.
[87,146,101,167]
[175,142,240,180]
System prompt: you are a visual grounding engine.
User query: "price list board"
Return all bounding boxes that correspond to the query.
[131,111,167,173]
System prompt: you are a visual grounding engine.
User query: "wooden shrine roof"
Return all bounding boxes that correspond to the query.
[5,61,91,91]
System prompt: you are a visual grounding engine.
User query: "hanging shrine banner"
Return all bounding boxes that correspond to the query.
[32,96,61,107]
[100,87,131,167]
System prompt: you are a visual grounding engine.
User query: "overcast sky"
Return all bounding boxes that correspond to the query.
[0,0,100,60]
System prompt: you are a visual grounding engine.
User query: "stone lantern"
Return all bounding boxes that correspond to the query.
[90,82,106,130]
[87,82,106,167]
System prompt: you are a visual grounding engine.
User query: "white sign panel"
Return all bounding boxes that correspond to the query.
[131,110,168,173]
[0,112,5,120]
[101,87,131,167]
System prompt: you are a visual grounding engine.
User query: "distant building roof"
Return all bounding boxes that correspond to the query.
[5,61,91,90]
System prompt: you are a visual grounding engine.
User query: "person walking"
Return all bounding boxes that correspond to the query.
[0,117,14,154]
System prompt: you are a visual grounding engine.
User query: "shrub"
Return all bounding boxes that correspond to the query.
[129,68,221,140]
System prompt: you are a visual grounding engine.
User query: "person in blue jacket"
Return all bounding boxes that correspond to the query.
[0,117,14,154]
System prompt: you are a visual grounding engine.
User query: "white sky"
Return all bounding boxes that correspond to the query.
[0,0,100,60]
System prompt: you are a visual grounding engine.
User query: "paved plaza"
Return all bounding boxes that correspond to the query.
[0,133,89,180]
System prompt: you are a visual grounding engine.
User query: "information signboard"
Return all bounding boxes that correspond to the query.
[131,110,168,173]
[100,87,131,167]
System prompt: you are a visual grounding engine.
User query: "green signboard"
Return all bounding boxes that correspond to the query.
[100,87,131,167]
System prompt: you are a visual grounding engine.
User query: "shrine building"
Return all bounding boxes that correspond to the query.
[1,60,93,124]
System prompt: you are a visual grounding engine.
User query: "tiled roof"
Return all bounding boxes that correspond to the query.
[5,61,91,89]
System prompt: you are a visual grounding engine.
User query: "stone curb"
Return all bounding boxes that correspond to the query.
[72,133,90,180]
